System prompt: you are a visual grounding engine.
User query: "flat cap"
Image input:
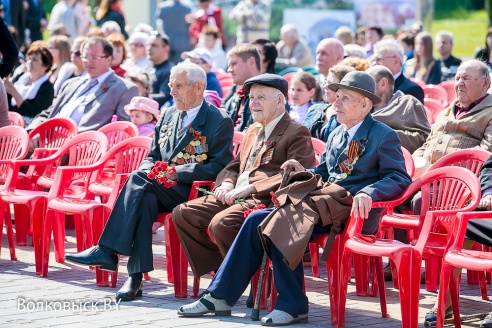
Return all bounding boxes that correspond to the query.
[243,73,289,99]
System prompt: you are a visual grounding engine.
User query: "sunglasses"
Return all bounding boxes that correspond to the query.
[71,50,81,57]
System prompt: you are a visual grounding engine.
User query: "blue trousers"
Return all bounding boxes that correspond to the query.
[208,208,309,317]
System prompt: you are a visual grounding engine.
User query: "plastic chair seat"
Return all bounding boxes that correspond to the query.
[346,238,411,255]
[445,249,492,270]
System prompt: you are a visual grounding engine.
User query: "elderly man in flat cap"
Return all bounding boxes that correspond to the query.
[173,73,316,283]
[177,71,411,326]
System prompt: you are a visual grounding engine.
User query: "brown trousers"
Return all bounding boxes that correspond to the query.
[173,194,268,277]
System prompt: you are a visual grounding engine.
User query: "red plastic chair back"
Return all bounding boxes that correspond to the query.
[424,98,444,124]
[8,112,25,128]
[438,80,456,105]
[311,137,326,165]
[0,126,29,181]
[232,131,244,159]
[28,117,78,149]
[429,148,491,177]
[97,121,138,148]
[423,84,448,107]
[401,146,415,178]
[409,77,426,88]
[34,131,109,190]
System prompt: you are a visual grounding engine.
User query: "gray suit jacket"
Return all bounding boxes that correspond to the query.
[27,72,138,132]
[140,101,234,200]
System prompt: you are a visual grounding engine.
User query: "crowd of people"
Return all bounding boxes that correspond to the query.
[2,0,492,327]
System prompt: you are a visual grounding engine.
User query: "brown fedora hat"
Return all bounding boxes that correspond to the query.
[328,71,382,106]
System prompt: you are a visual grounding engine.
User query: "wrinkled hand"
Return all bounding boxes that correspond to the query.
[351,193,373,219]
[280,159,304,176]
[224,184,255,206]
[479,194,492,210]
[214,182,234,204]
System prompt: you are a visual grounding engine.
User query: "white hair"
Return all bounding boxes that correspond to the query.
[171,62,207,89]
[280,24,298,39]
[373,39,404,63]
[343,44,366,58]
[133,23,153,35]
[436,30,454,44]
[101,21,121,35]
[128,32,149,45]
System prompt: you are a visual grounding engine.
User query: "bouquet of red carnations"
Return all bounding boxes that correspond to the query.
[147,161,177,188]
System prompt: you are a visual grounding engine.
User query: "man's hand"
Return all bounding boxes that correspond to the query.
[351,193,373,219]
[224,184,255,205]
[280,159,305,176]
[479,194,492,210]
[214,182,234,204]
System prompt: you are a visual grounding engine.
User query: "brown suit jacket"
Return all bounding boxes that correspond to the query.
[215,112,316,200]
[258,172,353,270]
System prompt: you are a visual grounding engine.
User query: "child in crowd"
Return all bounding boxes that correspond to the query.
[288,72,320,124]
[124,96,160,137]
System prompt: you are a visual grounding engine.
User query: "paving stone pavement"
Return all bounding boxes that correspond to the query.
[1,226,492,328]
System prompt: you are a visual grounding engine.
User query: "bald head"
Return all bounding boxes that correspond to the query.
[455,59,491,108]
[316,38,344,76]
[366,65,395,103]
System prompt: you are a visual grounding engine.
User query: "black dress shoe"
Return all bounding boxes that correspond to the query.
[65,246,118,272]
[116,275,143,302]
[481,312,492,328]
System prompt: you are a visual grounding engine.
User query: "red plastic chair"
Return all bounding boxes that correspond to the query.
[0,131,109,275]
[97,121,138,148]
[155,180,215,297]
[0,126,30,260]
[311,137,325,165]
[8,112,25,128]
[337,167,481,328]
[402,146,415,179]
[232,131,244,158]
[41,137,151,284]
[423,84,449,107]
[438,80,456,106]
[424,98,444,125]
[436,211,492,328]
[409,77,426,88]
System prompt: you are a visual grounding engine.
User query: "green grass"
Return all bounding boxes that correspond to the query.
[432,10,488,59]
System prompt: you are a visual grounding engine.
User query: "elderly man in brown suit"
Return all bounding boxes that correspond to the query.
[367,65,431,153]
[413,59,492,164]
[173,73,316,280]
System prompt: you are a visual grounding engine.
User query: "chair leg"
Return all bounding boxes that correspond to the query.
[373,256,388,318]
[328,236,350,328]
[394,251,421,328]
[52,211,65,263]
[309,242,320,278]
[164,214,188,298]
[436,262,453,328]
[13,203,27,246]
[353,253,370,296]
[478,271,490,300]
[31,198,46,275]
[425,257,439,292]
[0,201,17,260]
[41,209,55,277]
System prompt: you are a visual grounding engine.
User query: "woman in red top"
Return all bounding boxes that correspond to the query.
[188,0,226,48]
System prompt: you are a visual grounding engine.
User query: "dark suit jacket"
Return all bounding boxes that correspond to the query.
[479,154,492,193]
[314,114,412,233]
[0,17,18,78]
[27,72,138,132]
[8,75,54,118]
[26,0,45,42]
[140,101,234,200]
[394,73,425,104]
[8,0,25,46]
[96,9,128,39]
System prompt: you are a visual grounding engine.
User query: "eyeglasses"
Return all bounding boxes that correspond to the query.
[130,42,145,47]
[71,50,81,57]
[150,30,170,46]
[81,55,109,61]
[373,55,397,62]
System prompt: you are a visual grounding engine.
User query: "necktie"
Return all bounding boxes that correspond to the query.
[336,131,350,157]
[177,111,187,130]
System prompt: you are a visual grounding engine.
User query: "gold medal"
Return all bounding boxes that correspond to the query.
[341,173,347,179]
[202,154,207,160]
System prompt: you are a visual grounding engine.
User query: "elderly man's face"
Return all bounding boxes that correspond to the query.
[249,85,283,126]
[316,42,341,76]
[454,63,490,108]
[332,89,370,128]
[169,72,203,111]
[372,49,401,75]
[82,43,112,78]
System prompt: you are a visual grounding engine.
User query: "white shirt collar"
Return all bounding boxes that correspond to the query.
[343,120,364,142]
[393,70,402,81]
[88,70,113,86]
[181,101,203,128]
[264,111,285,140]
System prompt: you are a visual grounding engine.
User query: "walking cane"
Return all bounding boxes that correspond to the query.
[251,165,293,321]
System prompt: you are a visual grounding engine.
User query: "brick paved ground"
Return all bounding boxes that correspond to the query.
[1,226,491,328]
